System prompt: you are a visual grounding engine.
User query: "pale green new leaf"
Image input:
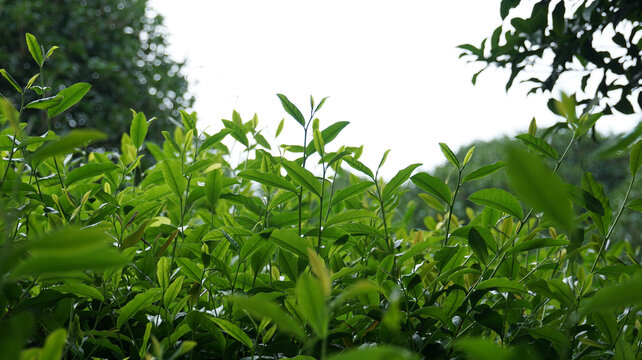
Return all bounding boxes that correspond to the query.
[48,82,92,118]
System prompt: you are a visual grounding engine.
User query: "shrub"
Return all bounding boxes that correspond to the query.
[1,34,641,360]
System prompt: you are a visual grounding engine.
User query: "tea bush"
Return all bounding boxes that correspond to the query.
[1,34,641,360]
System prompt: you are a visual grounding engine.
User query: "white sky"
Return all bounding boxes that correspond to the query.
[149,0,639,178]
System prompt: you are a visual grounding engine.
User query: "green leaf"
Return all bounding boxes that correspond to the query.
[296,273,327,337]
[281,159,321,197]
[199,128,230,152]
[156,257,170,290]
[382,163,421,201]
[205,169,223,207]
[325,209,378,227]
[306,121,350,156]
[463,146,475,166]
[117,288,162,328]
[630,140,642,177]
[39,329,67,360]
[410,172,452,204]
[328,346,418,360]
[276,118,285,137]
[515,134,559,159]
[48,82,92,118]
[508,238,570,254]
[477,278,527,293]
[455,337,516,360]
[627,198,642,212]
[45,45,59,59]
[25,33,43,66]
[462,161,505,183]
[0,69,22,93]
[468,188,523,220]
[230,296,307,341]
[238,169,297,193]
[33,129,107,163]
[344,157,374,179]
[439,142,460,169]
[24,95,62,110]
[51,283,105,301]
[268,229,310,258]
[527,324,570,347]
[130,111,148,149]
[277,94,306,127]
[12,227,128,277]
[122,219,152,249]
[162,159,187,199]
[443,289,466,316]
[64,162,118,186]
[467,227,489,264]
[164,276,184,309]
[506,146,573,229]
[210,317,253,348]
[180,109,195,130]
[331,180,373,206]
[580,276,642,317]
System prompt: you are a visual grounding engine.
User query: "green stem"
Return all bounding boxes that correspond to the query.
[444,169,463,246]
[590,174,635,273]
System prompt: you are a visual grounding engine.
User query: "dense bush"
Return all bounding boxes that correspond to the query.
[0,0,193,147]
[1,34,641,360]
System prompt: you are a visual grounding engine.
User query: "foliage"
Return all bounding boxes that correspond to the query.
[404,125,641,247]
[0,0,193,147]
[459,0,642,115]
[1,35,642,360]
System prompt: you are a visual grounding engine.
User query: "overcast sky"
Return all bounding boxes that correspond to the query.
[149,0,638,178]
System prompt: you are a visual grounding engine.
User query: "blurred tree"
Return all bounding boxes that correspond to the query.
[400,130,640,246]
[0,0,193,147]
[458,0,641,116]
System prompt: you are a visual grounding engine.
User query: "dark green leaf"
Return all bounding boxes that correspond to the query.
[64,162,118,186]
[410,172,451,204]
[467,227,489,264]
[33,129,107,163]
[238,169,297,193]
[508,238,570,254]
[210,317,253,348]
[24,95,61,110]
[277,94,305,127]
[439,142,460,169]
[477,278,526,293]
[515,134,559,159]
[230,296,307,341]
[630,140,642,177]
[281,159,321,197]
[462,161,505,183]
[268,229,310,258]
[382,163,421,201]
[468,188,523,220]
[117,288,162,328]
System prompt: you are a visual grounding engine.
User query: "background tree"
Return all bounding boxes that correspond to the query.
[400,129,641,246]
[458,0,641,116]
[0,0,193,146]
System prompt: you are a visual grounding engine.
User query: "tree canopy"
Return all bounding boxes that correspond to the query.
[0,0,193,146]
[459,0,641,116]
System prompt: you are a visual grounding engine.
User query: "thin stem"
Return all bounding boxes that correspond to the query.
[444,168,463,246]
[590,174,635,273]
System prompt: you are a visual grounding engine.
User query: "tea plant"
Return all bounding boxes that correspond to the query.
[1,34,641,360]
